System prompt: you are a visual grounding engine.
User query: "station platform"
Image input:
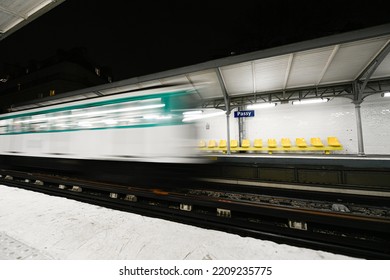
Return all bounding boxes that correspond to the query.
[0,185,354,260]
[198,153,390,191]
[207,153,390,169]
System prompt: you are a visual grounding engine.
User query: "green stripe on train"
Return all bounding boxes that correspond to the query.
[0,121,185,136]
[0,90,190,120]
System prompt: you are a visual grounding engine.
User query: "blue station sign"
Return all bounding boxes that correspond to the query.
[234,110,255,118]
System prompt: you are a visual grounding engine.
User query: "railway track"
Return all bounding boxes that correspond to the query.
[1,168,389,259]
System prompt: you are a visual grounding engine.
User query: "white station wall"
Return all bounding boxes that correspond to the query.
[197,96,390,155]
[361,93,390,155]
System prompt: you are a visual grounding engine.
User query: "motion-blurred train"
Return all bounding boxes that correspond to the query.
[0,85,203,186]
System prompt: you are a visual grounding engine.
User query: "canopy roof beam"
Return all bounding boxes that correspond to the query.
[354,39,390,100]
[200,78,390,109]
[215,68,230,110]
[317,45,340,85]
[283,53,294,90]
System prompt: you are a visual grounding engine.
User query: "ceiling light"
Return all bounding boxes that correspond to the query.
[247,103,276,109]
[382,91,390,97]
[183,111,225,122]
[292,98,329,105]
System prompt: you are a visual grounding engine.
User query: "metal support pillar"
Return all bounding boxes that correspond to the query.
[352,82,365,156]
[351,41,390,156]
[226,110,231,155]
[238,106,244,147]
[238,116,243,147]
[216,67,231,154]
[353,101,365,156]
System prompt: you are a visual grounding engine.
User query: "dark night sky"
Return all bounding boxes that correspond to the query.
[1,0,390,81]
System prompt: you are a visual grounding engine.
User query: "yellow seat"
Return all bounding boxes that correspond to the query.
[296,138,307,148]
[218,139,227,148]
[230,139,238,148]
[207,140,217,148]
[254,138,263,148]
[281,138,291,148]
[241,139,250,148]
[198,140,206,148]
[310,137,324,147]
[328,137,341,147]
[268,138,277,148]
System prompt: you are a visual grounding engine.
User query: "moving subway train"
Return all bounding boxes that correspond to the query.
[0,86,203,186]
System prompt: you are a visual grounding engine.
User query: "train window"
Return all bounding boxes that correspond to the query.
[0,92,191,135]
[0,120,7,134]
[13,118,25,133]
[46,111,71,131]
[29,114,49,132]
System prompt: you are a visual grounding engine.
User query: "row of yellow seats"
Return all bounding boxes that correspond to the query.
[199,137,342,149]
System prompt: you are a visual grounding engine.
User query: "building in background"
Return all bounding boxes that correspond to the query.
[0,47,111,113]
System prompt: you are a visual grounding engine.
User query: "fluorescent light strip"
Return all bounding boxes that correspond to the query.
[183,111,225,122]
[247,103,276,109]
[292,98,329,105]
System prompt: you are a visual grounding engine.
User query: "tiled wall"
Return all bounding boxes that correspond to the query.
[362,93,390,155]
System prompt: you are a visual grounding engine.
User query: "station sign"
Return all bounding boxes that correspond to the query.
[234,110,255,118]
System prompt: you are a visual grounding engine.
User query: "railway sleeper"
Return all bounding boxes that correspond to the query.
[124,194,137,202]
[217,208,231,218]
[71,186,82,192]
[110,193,118,199]
[331,203,350,213]
[34,180,44,186]
[288,220,308,231]
[180,204,192,211]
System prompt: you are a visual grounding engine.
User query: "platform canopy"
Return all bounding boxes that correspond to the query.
[0,0,65,41]
[9,23,390,112]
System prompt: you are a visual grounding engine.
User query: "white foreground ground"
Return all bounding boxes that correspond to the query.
[0,185,356,260]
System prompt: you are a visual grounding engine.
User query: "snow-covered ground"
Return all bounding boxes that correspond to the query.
[0,184,356,260]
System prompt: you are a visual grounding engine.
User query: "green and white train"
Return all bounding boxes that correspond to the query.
[0,85,204,187]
